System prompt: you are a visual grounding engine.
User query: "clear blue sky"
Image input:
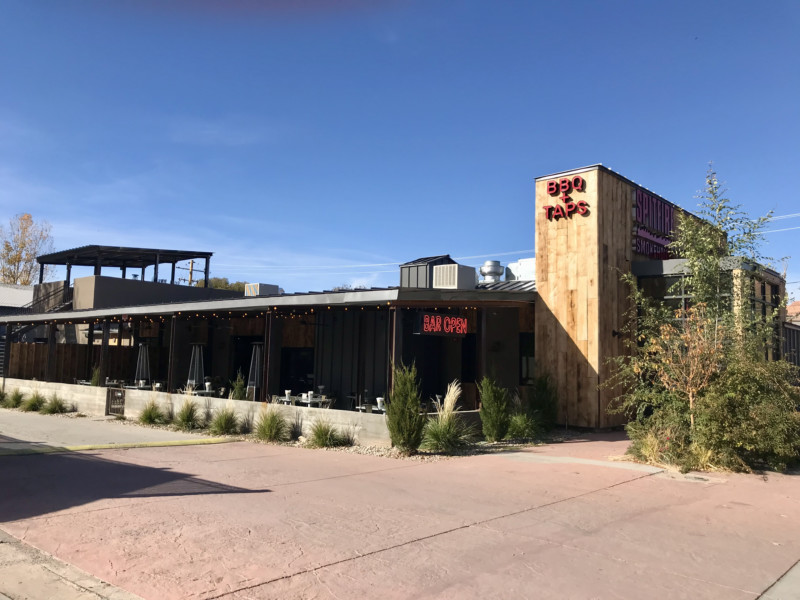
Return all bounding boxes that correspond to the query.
[2,0,799,297]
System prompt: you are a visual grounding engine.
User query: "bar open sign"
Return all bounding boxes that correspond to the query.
[415,312,468,337]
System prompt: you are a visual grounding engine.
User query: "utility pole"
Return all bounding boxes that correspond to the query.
[188,259,194,286]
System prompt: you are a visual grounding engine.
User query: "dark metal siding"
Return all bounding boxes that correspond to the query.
[314,310,389,408]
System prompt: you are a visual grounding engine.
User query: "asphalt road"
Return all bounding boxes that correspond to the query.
[1,408,798,600]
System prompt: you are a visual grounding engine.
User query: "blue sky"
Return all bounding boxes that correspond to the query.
[1,0,799,297]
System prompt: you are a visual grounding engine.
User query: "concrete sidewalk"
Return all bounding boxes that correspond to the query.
[0,529,142,600]
[0,409,226,456]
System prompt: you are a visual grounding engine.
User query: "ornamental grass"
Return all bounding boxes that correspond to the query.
[21,392,46,412]
[254,406,290,442]
[209,406,240,435]
[421,380,476,453]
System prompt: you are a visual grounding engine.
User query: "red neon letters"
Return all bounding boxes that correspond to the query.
[422,313,468,335]
[543,201,589,220]
[543,175,590,221]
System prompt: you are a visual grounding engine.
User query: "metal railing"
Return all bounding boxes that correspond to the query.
[14,285,73,315]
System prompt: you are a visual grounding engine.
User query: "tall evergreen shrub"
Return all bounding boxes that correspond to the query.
[386,363,426,455]
[478,376,509,442]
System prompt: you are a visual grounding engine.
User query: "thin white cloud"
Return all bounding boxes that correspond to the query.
[166,115,286,147]
[0,167,59,215]
[0,114,48,150]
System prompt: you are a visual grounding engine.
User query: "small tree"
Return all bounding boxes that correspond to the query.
[386,363,425,455]
[648,304,725,429]
[229,369,247,400]
[0,213,55,285]
[478,376,509,442]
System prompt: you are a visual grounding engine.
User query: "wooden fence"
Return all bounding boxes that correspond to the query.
[8,343,137,383]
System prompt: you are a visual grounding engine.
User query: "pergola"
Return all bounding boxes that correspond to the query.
[36,245,213,287]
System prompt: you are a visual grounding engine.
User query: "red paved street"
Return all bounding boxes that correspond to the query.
[1,422,798,599]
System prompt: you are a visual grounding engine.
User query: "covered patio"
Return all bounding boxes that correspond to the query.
[0,287,535,414]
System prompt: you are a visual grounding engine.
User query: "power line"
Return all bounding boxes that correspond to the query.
[454,249,535,260]
[214,261,400,270]
[219,269,399,277]
[764,225,800,234]
[214,249,535,272]
[767,212,800,222]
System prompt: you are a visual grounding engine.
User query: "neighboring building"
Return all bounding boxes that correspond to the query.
[0,283,34,316]
[787,300,800,323]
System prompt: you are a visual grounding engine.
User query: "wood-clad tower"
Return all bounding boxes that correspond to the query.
[535,165,662,429]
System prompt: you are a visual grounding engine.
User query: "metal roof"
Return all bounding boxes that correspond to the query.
[399,255,455,267]
[37,245,213,268]
[477,280,536,292]
[0,285,535,324]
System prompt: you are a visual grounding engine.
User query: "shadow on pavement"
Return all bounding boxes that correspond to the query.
[0,435,268,522]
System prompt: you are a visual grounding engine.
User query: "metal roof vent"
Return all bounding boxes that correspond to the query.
[479,260,503,283]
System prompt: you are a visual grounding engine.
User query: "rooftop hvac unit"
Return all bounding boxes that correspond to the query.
[433,264,477,290]
[506,258,536,281]
[244,283,280,297]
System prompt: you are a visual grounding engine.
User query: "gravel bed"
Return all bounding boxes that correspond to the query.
[4,406,585,461]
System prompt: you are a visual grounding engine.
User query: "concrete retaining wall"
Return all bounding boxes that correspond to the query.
[1,378,391,446]
[2,378,109,415]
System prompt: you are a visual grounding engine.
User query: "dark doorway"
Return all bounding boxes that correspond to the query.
[231,336,261,384]
[280,348,314,394]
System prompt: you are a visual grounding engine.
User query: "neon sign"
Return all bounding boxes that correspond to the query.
[543,175,590,221]
[414,312,468,337]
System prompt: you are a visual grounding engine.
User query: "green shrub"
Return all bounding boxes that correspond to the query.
[386,363,426,455]
[619,356,800,473]
[209,407,240,435]
[175,399,201,431]
[0,390,6,407]
[506,412,540,440]
[254,406,289,442]
[694,359,800,471]
[478,377,509,442]
[21,392,46,412]
[229,370,247,401]
[138,399,166,425]
[625,404,694,468]
[421,380,476,453]
[5,389,24,408]
[40,394,68,414]
[307,418,352,448]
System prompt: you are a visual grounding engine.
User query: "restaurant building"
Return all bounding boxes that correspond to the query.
[0,165,790,429]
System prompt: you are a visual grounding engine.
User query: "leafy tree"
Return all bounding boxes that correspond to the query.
[671,167,773,328]
[648,303,726,429]
[194,277,247,292]
[608,167,799,472]
[0,213,55,285]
